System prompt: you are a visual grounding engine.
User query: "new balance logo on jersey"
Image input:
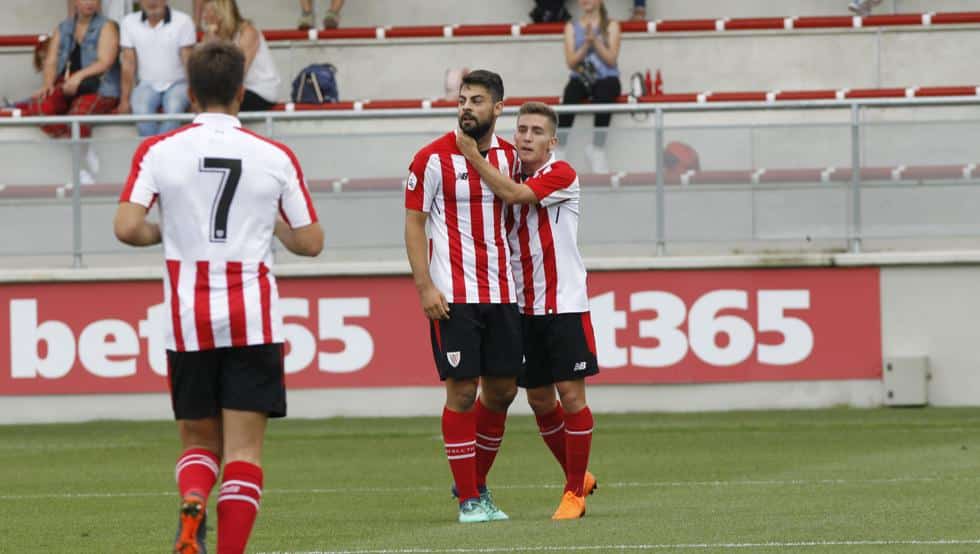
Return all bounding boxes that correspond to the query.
[457,172,468,180]
[573,361,588,372]
[447,351,462,368]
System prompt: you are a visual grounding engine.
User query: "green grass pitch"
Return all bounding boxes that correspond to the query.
[3,407,980,553]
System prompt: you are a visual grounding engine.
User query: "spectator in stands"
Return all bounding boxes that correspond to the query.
[25,0,121,142]
[200,0,281,111]
[118,0,197,136]
[848,0,882,16]
[531,0,571,23]
[297,0,346,30]
[630,0,646,21]
[558,0,621,173]
[68,0,132,23]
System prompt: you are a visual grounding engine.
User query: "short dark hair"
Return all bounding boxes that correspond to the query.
[188,41,245,109]
[518,102,558,134]
[460,69,504,103]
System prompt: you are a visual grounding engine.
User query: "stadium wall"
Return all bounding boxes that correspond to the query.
[1,252,978,423]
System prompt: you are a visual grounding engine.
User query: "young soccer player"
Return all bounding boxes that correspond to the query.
[457,101,599,520]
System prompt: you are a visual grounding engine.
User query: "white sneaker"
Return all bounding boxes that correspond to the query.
[85,145,100,174]
[584,144,609,173]
[79,169,95,186]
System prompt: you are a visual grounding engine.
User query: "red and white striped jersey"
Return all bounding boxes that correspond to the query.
[507,155,589,315]
[405,131,518,304]
[120,113,318,352]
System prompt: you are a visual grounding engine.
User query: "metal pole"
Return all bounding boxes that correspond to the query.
[749,126,757,241]
[654,107,666,255]
[71,121,83,268]
[265,115,274,137]
[849,103,863,253]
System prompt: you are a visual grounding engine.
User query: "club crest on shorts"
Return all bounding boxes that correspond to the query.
[446,351,462,368]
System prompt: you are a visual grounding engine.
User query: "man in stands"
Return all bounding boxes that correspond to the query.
[114,41,323,553]
[119,0,197,136]
[456,101,599,520]
[404,70,523,523]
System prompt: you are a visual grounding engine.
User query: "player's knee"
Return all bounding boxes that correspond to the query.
[482,382,517,410]
[526,390,557,415]
[557,382,587,413]
[178,418,221,452]
[446,381,478,411]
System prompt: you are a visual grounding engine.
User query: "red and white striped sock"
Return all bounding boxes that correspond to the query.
[474,398,507,490]
[535,403,567,473]
[442,406,479,503]
[564,406,594,496]
[216,461,263,554]
[175,448,220,502]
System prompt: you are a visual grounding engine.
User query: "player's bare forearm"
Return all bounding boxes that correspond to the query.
[275,218,324,257]
[456,134,537,204]
[113,203,161,246]
[405,210,434,290]
[405,210,449,319]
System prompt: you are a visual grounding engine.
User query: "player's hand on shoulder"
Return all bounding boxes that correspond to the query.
[455,131,481,161]
[419,284,450,320]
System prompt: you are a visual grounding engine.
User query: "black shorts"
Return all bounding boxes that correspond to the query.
[429,303,523,381]
[166,343,286,420]
[519,311,600,389]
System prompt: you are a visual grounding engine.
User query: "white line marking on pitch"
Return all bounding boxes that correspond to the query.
[0,476,969,501]
[257,539,980,554]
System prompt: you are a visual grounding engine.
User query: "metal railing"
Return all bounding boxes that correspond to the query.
[1,96,979,267]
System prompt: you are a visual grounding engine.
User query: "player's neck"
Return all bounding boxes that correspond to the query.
[476,131,495,152]
[522,158,548,176]
[201,107,239,117]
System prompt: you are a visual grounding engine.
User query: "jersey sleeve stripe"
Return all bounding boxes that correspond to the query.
[119,124,200,204]
[194,261,216,350]
[166,260,186,351]
[258,263,273,344]
[236,127,318,224]
[226,262,248,347]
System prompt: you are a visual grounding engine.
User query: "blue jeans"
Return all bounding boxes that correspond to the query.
[131,80,189,137]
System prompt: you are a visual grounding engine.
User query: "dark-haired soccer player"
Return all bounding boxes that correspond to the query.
[114,41,323,553]
[404,69,522,523]
[457,101,599,520]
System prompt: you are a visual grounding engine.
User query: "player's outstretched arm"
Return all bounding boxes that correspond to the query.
[456,132,538,205]
[114,202,162,246]
[274,218,324,257]
[405,209,450,320]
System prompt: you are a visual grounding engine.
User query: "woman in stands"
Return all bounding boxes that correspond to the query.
[559,0,621,174]
[200,0,281,111]
[28,0,120,139]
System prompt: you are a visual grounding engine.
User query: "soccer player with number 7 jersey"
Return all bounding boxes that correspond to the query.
[114,41,323,554]
[456,101,599,520]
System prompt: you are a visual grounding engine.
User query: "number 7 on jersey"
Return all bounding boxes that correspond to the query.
[200,157,243,242]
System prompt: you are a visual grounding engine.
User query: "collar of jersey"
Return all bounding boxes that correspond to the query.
[193,112,242,129]
[531,152,558,177]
